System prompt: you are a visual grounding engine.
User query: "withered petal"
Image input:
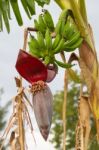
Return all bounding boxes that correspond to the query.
[46,64,58,83]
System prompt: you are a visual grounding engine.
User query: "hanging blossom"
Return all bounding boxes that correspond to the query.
[15,50,58,140]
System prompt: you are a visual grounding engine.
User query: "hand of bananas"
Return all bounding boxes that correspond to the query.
[28,9,83,68]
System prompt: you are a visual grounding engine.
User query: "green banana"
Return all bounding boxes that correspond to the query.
[55,9,68,35]
[45,28,52,51]
[64,38,83,52]
[28,36,41,57]
[34,19,40,30]
[63,31,81,48]
[62,14,79,40]
[59,9,68,21]
[44,56,51,65]
[55,19,62,34]
[55,59,74,68]
[38,14,47,33]
[53,38,65,54]
[62,20,74,39]
[34,19,45,34]
[59,10,68,35]
[52,34,61,50]
[43,10,54,31]
[60,20,66,36]
[65,24,75,40]
[37,31,46,51]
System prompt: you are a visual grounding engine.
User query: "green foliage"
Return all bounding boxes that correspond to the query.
[0,0,50,33]
[35,0,50,7]
[51,82,99,150]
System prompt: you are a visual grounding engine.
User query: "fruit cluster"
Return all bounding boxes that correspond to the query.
[29,9,83,68]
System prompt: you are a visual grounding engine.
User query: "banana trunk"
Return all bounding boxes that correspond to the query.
[79,28,99,141]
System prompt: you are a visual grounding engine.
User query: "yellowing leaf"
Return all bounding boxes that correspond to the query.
[68,69,81,83]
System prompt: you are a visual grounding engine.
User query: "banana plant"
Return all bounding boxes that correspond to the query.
[16,10,82,147]
[1,0,98,150]
[15,11,83,143]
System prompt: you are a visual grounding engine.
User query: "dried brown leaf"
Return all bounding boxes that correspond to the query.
[78,96,91,150]
[79,58,94,92]
[10,131,15,144]
[79,96,90,124]
[89,77,99,141]
[75,122,84,150]
[80,40,95,71]
[68,53,79,64]
[15,77,21,88]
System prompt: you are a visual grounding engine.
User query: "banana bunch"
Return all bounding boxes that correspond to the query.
[28,29,74,69]
[34,10,54,35]
[29,9,83,69]
[28,34,43,58]
[54,9,83,53]
[29,28,54,64]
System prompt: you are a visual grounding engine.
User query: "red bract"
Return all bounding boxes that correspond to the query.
[46,64,58,82]
[15,50,47,84]
[32,81,53,140]
[15,50,57,83]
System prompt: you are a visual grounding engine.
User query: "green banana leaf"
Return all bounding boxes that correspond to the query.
[10,0,23,26]
[0,12,3,31]
[0,0,10,32]
[0,0,50,33]
[35,0,50,6]
[21,0,31,19]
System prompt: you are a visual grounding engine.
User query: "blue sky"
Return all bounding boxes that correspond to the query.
[0,0,99,149]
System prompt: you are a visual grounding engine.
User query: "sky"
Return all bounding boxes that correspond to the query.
[0,0,99,149]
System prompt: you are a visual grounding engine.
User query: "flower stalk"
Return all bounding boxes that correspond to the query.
[60,52,68,150]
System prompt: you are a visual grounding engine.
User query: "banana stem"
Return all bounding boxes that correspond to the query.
[78,0,88,24]
[17,76,24,150]
[54,0,66,9]
[18,92,24,150]
[63,70,68,150]
[17,28,29,150]
[60,52,68,150]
